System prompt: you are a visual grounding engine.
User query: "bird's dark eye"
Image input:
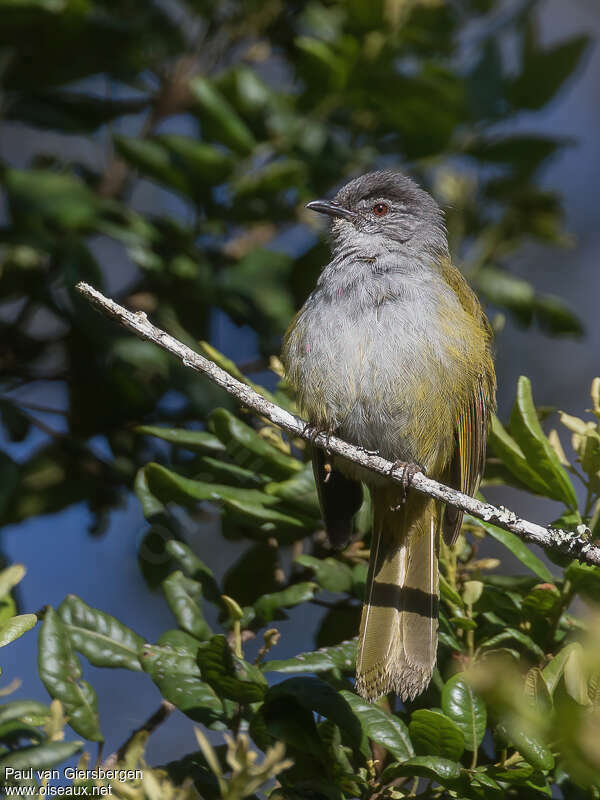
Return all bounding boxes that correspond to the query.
[372,203,389,217]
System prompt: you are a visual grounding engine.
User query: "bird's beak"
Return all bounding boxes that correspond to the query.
[305,199,357,222]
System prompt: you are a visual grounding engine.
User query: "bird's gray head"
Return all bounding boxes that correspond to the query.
[306,170,448,261]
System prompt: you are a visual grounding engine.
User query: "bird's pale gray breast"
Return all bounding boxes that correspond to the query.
[284,259,463,467]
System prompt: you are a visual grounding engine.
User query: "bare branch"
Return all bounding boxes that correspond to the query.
[76,281,600,568]
[104,700,175,767]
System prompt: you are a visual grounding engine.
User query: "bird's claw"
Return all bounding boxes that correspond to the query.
[388,461,424,508]
[302,423,333,454]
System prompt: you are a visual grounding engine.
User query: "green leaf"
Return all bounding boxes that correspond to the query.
[473,519,553,581]
[134,467,166,520]
[197,634,267,703]
[380,756,464,787]
[439,573,464,609]
[140,633,225,728]
[496,719,554,771]
[37,608,103,742]
[409,709,465,761]
[534,295,583,338]
[340,690,413,762]
[0,564,26,599]
[509,30,589,110]
[264,465,320,517]
[542,642,581,696]
[266,678,363,757]
[4,168,104,232]
[162,571,212,640]
[475,266,535,316]
[253,582,317,625]
[265,640,356,675]
[114,137,191,197]
[522,584,561,619]
[142,462,280,509]
[158,134,233,184]
[57,595,144,671]
[0,700,50,727]
[488,762,535,784]
[488,415,554,497]
[295,555,354,593]
[165,540,222,606]
[189,77,256,154]
[135,425,225,453]
[509,376,578,508]
[0,740,83,781]
[0,614,37,647]
[562,643,590,705]
[220,496,311,536]
[208,409,301,480]
[524,668,553,713]
[233,161,306,201]
[479,628,544,660]
[196,343,278,405]
[565,562,600,603]
[442,673,487,751]
[198,456,267,488]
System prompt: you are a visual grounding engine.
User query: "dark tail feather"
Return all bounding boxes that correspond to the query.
[355,487,440,702]
[312,449,363,550]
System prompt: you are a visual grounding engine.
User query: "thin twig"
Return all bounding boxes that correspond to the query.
[104,700,176,767]
[76,281,600,568]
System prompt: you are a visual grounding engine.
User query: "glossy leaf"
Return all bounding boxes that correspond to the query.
[488,415,553,497]
[57,595,144,671]
[381,756,464,787]
[479,628,544,660]
[265,640,356,675]
[442,673,487,751]
[208,409,301,480]
[0,740,83,780]
[0,701,50,727]
[265,679,363,757]
[142,462,280,508]
[189,77,256,154]
[474,519,553,581]
[509,376,578,508]
[0,614,37,647]
[162,571,212,640]
[496,719,554,771]
[409,709,465,761]
[37,608,103,742]
[264,465,321,517]
[340,690,413,762]
[295,555,354,593]
[140,632,225,728]
[253,582,317,625]
[135,425,225,453]
[165,540,222,606]
[197,634,267,703]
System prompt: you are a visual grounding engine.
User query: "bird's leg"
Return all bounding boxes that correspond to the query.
[388,461,424,509]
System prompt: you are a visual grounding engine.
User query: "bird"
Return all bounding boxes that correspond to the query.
[281,170,496,702]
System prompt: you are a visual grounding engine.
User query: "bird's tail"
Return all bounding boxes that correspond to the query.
[355,487,440,702]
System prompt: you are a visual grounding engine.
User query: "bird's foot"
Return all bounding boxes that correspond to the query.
[301,423,333,454]
[388,461,424,509]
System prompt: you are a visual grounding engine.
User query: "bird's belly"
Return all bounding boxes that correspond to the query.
[293,302,457,474]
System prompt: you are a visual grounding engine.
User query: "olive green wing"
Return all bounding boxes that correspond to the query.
[442,376,493,546]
